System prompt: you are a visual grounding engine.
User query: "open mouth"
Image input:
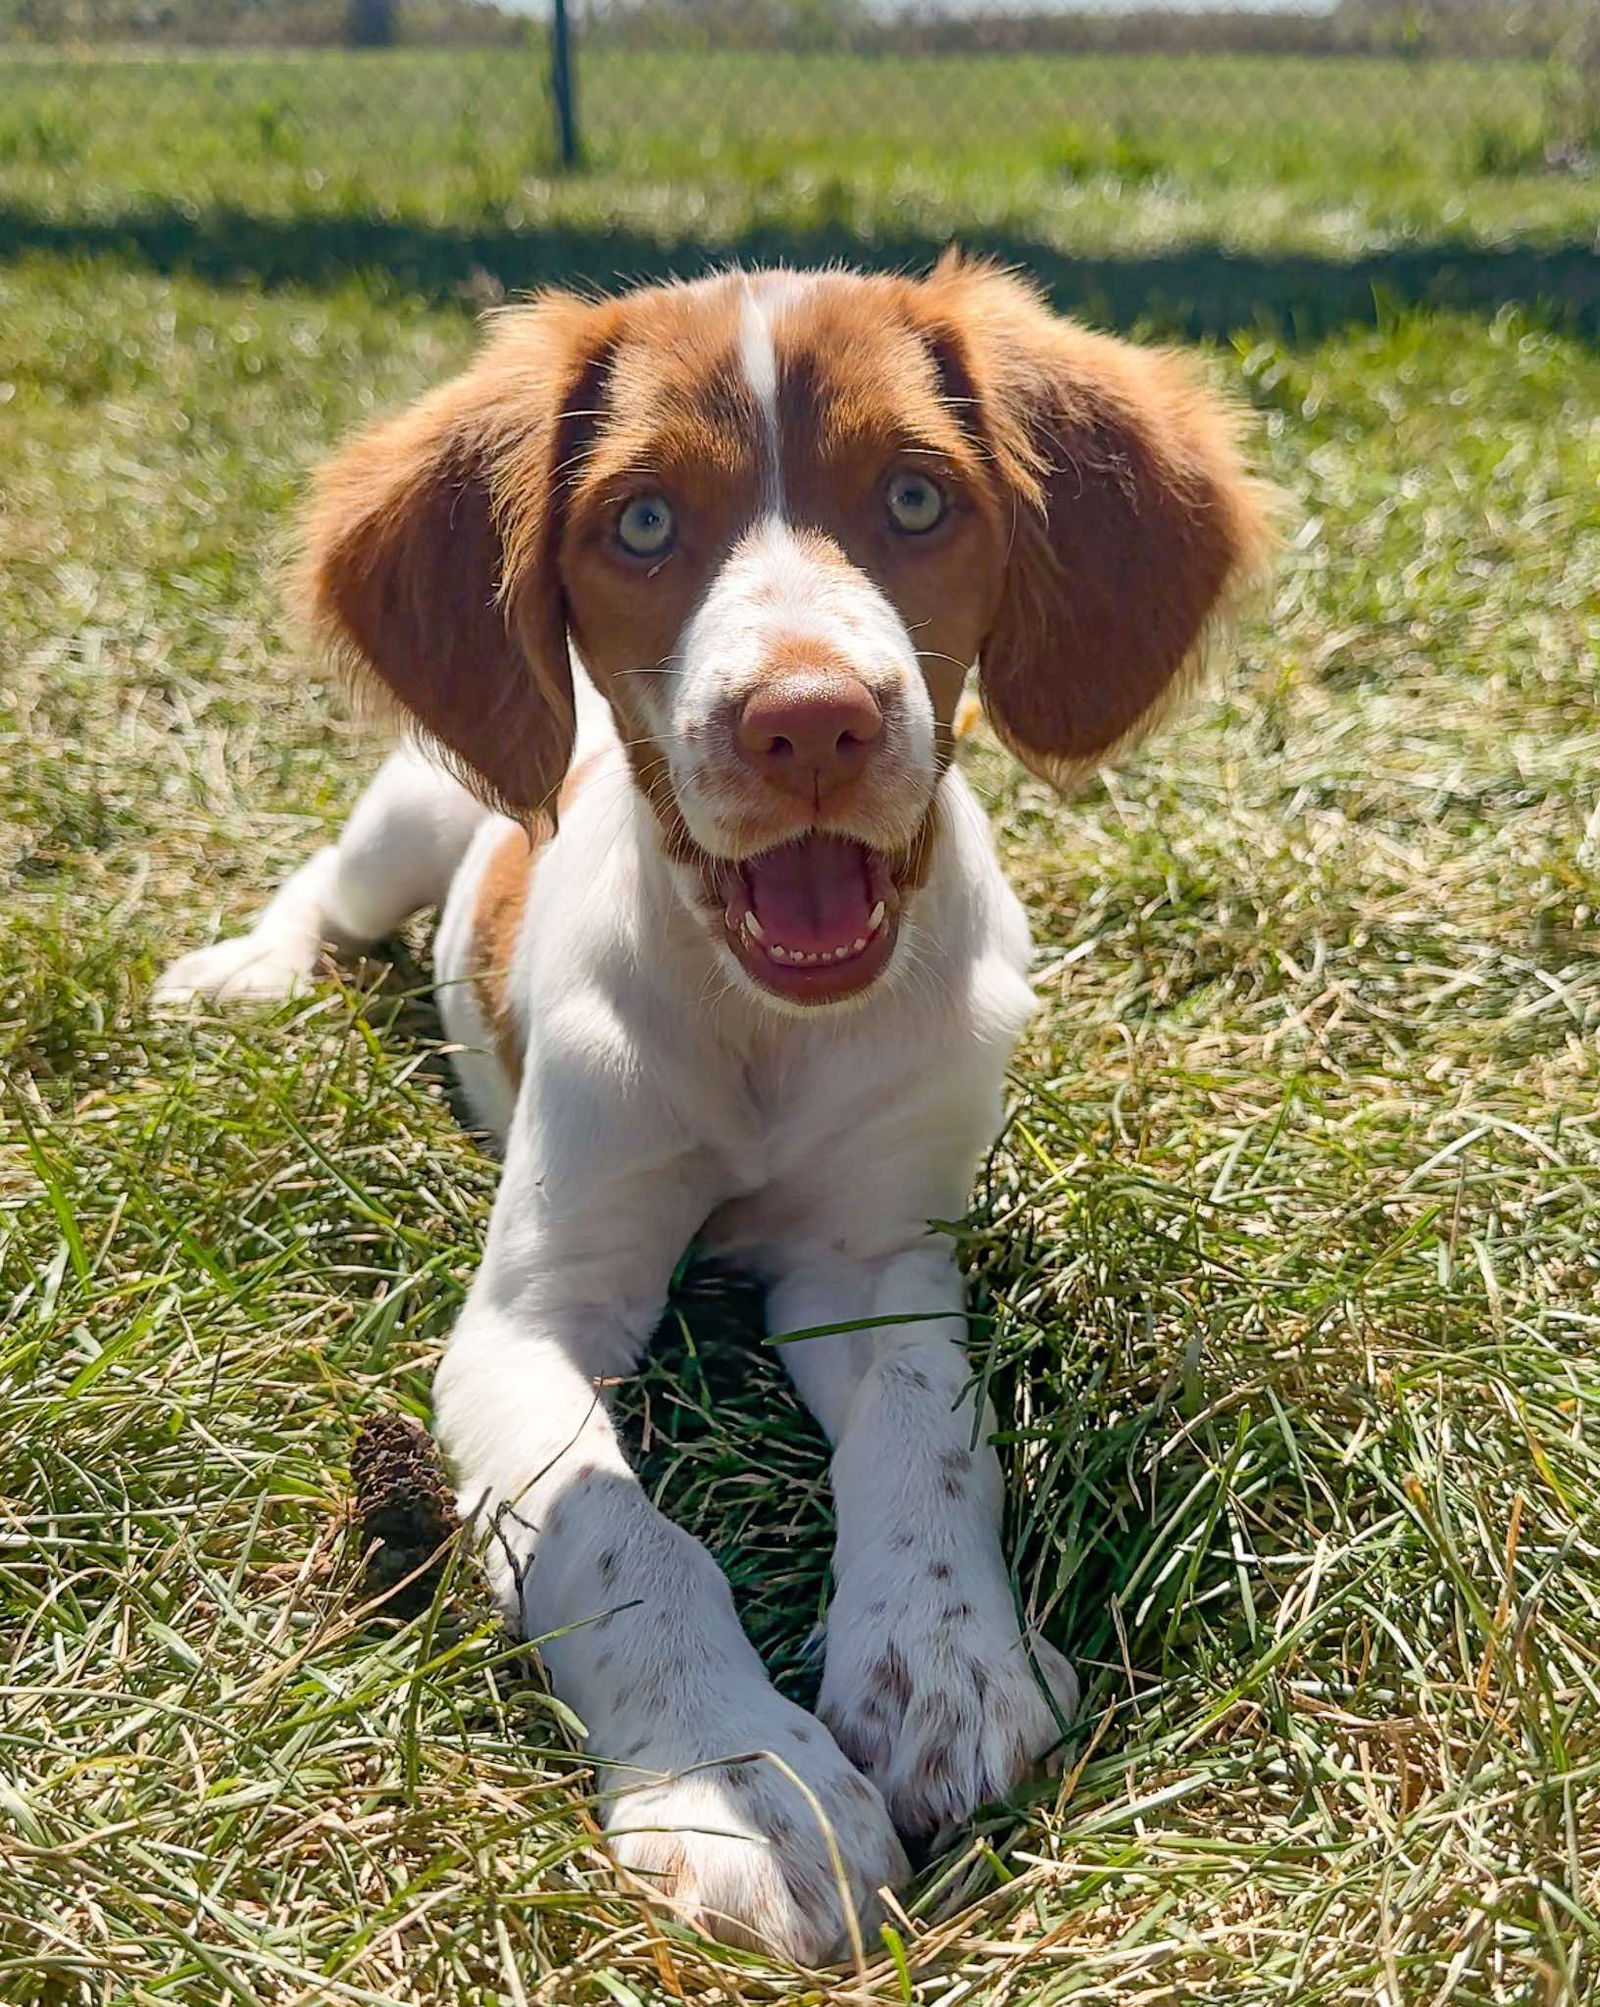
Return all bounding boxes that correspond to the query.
[715,834,900,1004]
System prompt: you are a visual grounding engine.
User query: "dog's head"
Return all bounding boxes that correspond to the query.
[302,257,1270,1009]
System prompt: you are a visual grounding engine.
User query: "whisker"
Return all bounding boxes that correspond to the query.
[610,660,683,679]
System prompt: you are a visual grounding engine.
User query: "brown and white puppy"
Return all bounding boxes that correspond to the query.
[159,256,1270,1965]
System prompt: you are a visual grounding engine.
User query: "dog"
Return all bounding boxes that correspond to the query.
[158,255,1270,1964]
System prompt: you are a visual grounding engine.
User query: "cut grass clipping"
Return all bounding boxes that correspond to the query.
[2,243,1598,2000]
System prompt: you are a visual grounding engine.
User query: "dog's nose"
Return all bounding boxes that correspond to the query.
[735,675,883,803]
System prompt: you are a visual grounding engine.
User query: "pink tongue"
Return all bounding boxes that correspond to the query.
[744,836,872,952]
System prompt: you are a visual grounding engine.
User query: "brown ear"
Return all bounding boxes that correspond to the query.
[298,294,613,817]
[920,257,1274,782]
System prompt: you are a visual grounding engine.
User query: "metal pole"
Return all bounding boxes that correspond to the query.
[346,0,396,46]
[550,0,580,170]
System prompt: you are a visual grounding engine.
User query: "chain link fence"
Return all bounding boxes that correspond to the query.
[3,1,1596,326]
[568,0,1600,175]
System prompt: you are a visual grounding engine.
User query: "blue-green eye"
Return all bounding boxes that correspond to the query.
[886,470,946,535]
[617,493,675,558]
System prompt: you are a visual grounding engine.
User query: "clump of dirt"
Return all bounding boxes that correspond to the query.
[350,1412,461,1615]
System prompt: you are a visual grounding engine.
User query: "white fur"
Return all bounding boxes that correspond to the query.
[739,280,784,513]
[668,518,939,868]
[159,537,1076,1969]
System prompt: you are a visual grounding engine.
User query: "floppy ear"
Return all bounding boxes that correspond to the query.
[298,294,614,818]
[921,258,1273,783]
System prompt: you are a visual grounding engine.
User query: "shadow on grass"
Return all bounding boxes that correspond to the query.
[621,1263,838,1705]
[3,200,1598,338]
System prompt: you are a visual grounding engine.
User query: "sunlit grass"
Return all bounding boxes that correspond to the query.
[2,250,1598,2001]
[1,45,1596,257]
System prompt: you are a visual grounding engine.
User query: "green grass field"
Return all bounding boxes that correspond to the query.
[3,44,1598,260]
[3,46,1600,2007]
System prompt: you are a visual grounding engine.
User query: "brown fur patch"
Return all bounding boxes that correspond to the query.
[299,289,626,817]
[939,1446,973,1499]
[825,1708,890,1775]
[873,1642,913,1716]
[915,252,1276,778]
[468,818,550,1084]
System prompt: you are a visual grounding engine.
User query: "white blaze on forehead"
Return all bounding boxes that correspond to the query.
[737,282,780,410]
[738,284,781,510]
[737,272,817,514]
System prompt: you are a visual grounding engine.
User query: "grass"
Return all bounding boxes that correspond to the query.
[2,45,1598,261]
[2,66,1600,2004]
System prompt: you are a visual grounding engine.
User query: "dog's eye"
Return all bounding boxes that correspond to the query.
[885,471,946,536]
[616,493,675,558]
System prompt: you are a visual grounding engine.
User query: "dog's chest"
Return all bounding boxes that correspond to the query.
[702,1036,882,1193]
[691,1014,993,1264]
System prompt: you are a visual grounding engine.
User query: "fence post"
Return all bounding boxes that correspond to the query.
[346,0,396,45]
[550,0,581,170]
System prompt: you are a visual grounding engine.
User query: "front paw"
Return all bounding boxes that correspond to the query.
[153,935,317,1007]
[817,1569,1078,1839]
[603,1698,909,1966]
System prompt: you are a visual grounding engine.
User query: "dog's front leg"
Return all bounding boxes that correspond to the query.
[771,1246,1078,1840]
[434,1142,906,1964]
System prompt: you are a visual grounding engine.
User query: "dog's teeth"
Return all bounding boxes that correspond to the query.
[747,918,877,970]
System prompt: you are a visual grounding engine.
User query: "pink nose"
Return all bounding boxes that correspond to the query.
[735,674,883,804]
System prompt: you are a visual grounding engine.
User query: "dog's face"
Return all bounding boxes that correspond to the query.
[552,272,999,1005]
[304,258,1268,1010]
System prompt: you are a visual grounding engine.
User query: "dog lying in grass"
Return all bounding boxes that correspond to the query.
[159,255,1269,1963]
